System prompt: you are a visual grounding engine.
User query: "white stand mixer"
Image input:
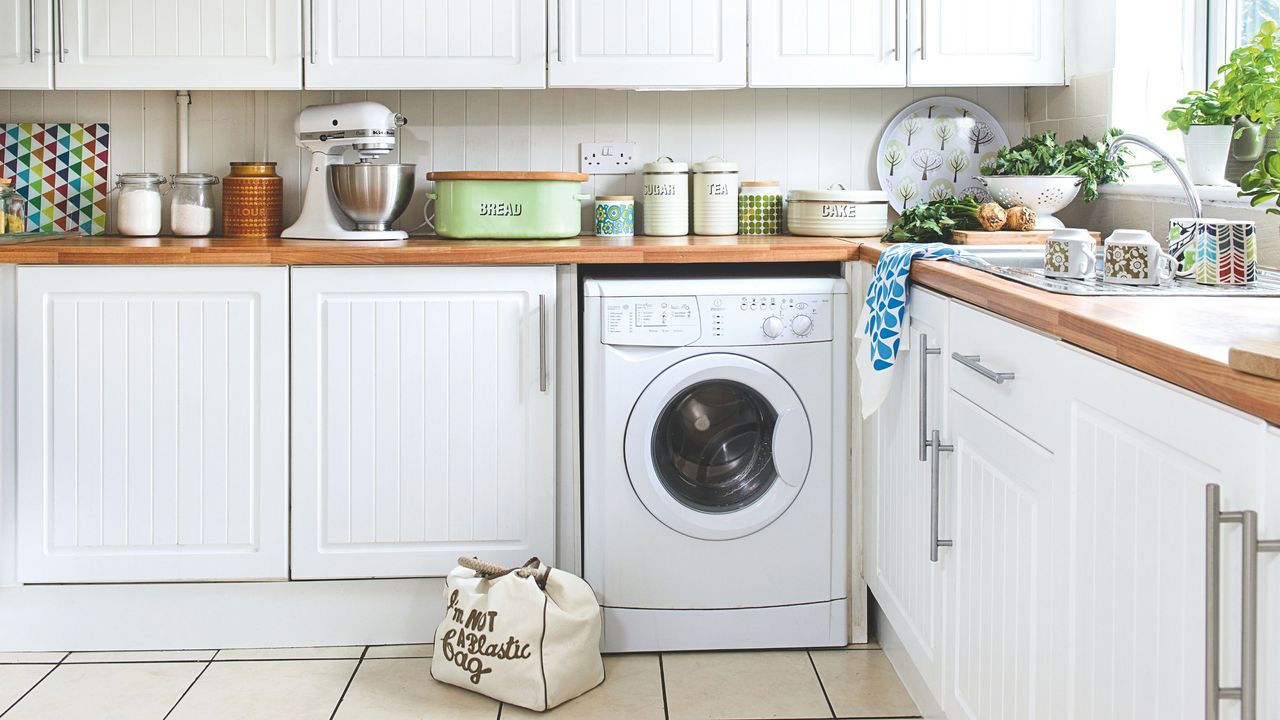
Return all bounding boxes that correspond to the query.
[282,101,413,241]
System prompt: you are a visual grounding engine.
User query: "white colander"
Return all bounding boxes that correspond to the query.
[976,175,1083,229]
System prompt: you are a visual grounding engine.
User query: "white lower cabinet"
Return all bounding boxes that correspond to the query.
[869,295,1270,719]
[290,266,557,579]
[16,266,290,583]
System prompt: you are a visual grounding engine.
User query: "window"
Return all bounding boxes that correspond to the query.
[1208,0,1280,79]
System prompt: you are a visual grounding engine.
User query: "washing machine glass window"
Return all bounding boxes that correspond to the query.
[651,379,777,513]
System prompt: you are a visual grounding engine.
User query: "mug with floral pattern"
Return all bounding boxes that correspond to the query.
[1103,229,1176,286]
[595,196,635,237]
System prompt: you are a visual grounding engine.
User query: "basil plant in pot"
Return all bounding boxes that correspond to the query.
[1219,21,1280,183]
[1163,85,1236,185]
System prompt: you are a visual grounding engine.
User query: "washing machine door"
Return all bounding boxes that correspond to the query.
[624,353,812,540]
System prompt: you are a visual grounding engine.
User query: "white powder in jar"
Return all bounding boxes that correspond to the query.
[116,190,162,236]
[171,202,214,236]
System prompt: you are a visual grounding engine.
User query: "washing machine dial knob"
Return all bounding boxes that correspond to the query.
[791,315,814,336]
[762,316,784,338]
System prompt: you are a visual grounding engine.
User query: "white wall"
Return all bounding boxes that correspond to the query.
[0,88,1028,234]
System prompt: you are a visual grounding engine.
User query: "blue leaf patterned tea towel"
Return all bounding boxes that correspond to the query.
[857,243,966,417]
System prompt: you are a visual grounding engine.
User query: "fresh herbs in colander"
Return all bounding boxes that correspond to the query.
[980,128,1130,202]
[882,195,984,243]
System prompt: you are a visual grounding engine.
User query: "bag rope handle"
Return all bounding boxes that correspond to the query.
[458,556,550,587]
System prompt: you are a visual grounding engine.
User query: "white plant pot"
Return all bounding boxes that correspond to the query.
[1182,124,1233,186]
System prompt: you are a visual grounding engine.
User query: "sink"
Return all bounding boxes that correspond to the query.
[945,244,1280,297]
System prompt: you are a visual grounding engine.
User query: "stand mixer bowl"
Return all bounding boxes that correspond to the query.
[329,163,416,231]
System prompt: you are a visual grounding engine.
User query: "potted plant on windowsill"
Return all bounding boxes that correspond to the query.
[1163,85,1236,185]
[1219,21,1280,183]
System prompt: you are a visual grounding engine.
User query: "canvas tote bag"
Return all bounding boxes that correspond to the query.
[430,556,605,711]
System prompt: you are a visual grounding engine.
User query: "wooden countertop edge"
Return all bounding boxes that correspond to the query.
[857,243,1280,426]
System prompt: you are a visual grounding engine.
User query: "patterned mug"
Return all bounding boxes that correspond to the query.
[594,196,635,237]
[1043,228,1097,279]
[1103,229,1176,286]
[738,181,783,235]
[1194,219,1257,285]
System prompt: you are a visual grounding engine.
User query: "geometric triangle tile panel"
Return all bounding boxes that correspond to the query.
[1,122,109,235]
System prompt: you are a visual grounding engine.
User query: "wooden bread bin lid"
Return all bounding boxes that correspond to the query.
[427,171,589,182]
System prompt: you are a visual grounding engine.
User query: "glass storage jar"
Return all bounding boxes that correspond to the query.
[0,178,25,234]
[169,173,220,236]
[115,173,167,237]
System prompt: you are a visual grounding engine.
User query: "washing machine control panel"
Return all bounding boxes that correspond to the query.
[601,294,833,346]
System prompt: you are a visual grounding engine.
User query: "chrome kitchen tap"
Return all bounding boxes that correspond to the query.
[1105,134,1205,263]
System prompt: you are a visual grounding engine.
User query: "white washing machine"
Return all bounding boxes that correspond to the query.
[583,276,849,653]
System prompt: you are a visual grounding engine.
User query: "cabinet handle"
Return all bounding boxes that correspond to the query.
[892,0,900,61]
[28,0,36,62]
[919,0,926,60]
[309,0,316,64]
[55,0,65,62]
[918,333,940,461]
[538,294,548,393]
[929,429,953,562]
[952,353,1014,384]
[555,0,563,63]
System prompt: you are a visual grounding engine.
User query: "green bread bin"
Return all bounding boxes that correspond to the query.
[425,171,591,239]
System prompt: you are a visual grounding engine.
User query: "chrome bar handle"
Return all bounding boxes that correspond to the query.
[538,294,548,393]
[1242,510,1258,720]
[919,0,926,60]
[952,353,1015,384]
[55,0,65,62]
[892,0,900,61]
[1207,483,1223,720]
[918,334,940,461]
[929,429,953,563]
[309,0,316,63]
[28,0,36,62]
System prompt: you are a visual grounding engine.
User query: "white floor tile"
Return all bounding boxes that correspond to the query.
[213,646,364,660]
[168,659,357,720]
[663,650,833,720]
[810,648,919,718]
[4,662,204,720]
[0,652,66,664]
[333,658,498,720]
[0,664,55,713]
[503,654,664,719]
[65,650,215,663]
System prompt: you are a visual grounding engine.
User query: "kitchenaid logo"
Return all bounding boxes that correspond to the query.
[821,204,857,218]
[644,183,678,196]
[479,202,523,216]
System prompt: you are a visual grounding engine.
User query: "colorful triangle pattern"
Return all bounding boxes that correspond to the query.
[2,123,109,235]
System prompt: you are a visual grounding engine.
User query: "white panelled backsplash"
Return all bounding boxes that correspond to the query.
[0,87,1027,234]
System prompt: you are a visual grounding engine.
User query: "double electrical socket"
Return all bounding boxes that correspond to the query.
[579,142,638,174]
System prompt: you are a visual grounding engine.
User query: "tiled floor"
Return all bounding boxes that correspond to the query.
[0,643,919,719]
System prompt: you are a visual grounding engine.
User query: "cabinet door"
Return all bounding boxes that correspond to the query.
[0,0,52,88]
[549,0,746,88]
[54,0,302,89]
[1061,347,1266,720]
[306,0,545,89]
[865,287,948,698]
[16,266,290,583]
[944,393,1059,720]
[748,0,905,87]
[907,0,1063,86]
[290,266,557,579]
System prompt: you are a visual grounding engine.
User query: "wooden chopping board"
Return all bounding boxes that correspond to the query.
[1229,341,1280,380]
[951,230,1102,244]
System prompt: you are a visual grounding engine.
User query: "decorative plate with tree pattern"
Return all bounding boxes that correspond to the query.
[876,97,1009,213]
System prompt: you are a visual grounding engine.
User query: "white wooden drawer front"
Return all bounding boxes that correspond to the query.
[946,301,1064,451]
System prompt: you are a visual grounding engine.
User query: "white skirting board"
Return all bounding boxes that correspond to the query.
[0,578,447,652]
[873,597,945,720]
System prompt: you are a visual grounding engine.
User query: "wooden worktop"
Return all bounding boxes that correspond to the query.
[0,234,861,265]
[859,242,1280,426]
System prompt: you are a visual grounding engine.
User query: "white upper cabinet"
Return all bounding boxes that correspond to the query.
[290,266,557,580]
[305,0,546,89]
[16,267,291,583]
[54,0,303,89]
[549,0,747,88]
[749,0,905,87]
[907,0,1064,86]
[0,0,52,88]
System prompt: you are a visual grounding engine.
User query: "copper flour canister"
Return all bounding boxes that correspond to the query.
[222,162,282,237]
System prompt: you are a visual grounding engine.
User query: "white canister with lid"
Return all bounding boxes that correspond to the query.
[169,173,220,237]
[641,157,689,236]
[114,173,168,237]
[786,185,889,237]
[692,157,739,235]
